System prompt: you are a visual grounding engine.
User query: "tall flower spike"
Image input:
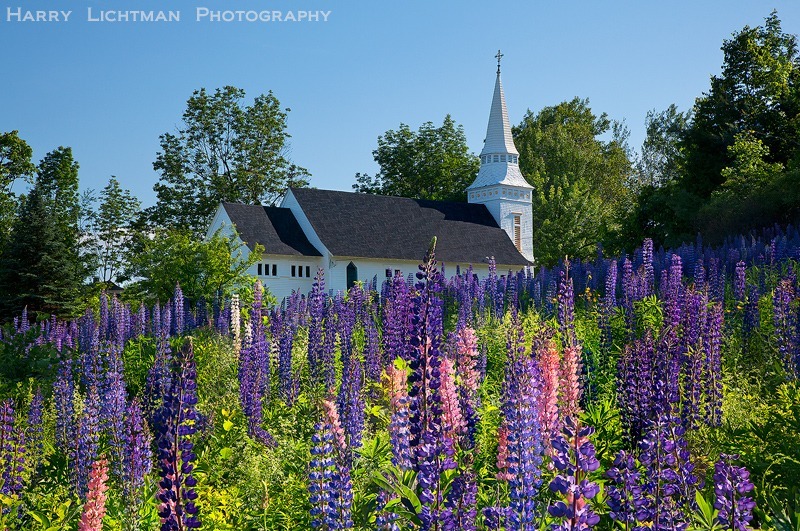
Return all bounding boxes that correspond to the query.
[308,399,353,530]
[500,312,544,530]
[78,456,110,531]
[385,363,412,470]
[538,339,561,449]
[547,417,601,531]
[606,450,649,527]
[713,454,755,531]
[154,339,201,530]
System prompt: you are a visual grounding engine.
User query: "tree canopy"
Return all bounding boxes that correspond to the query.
[124,229,262,304]
[513,98,633,266]
[145,86,310,235]
[353,115,480,202]
[0,147,87,319]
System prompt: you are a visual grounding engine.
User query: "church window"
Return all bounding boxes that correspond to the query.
[272,264,277,276]
[258,264,262,276]
[291,265,296,277]
[395,269,401,276]
[347,262,358,289]
[385,269,392,278]
[513,214,522,252]
[306,266,311,278]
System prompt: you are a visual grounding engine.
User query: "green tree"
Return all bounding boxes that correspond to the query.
[637,105,690,189]
[0,148,87,319]
[353,115,480,202]
[124,229,262,304]
[513,97,633,265]
[146,86,310,235]
[682,11,800,199]
[0,131,36,248]
[697,132,789,239]
[90,177,141,284]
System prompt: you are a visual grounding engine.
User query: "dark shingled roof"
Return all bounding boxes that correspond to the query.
[221,203,321,257]
[289,188,530,266]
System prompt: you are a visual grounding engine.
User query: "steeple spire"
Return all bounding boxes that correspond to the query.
[468,52,530,190]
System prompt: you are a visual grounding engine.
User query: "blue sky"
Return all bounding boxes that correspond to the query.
[2,0,799,207]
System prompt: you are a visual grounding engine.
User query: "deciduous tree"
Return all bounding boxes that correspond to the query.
[146,86,309,235]
[353,115,479,202]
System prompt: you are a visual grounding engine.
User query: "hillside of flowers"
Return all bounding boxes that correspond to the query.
[1,227,800,530]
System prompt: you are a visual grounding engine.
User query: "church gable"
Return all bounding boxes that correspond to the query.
[288,187,530,266]
[220,202,321,257]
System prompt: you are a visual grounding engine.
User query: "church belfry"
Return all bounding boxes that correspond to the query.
[467,51,534,263]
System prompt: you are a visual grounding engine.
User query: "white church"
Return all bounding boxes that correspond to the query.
[207,56,534,300]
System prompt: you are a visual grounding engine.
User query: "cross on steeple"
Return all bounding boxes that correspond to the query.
[495,49,503,74]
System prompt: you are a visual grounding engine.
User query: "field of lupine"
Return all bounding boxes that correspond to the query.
[1,228,800,530]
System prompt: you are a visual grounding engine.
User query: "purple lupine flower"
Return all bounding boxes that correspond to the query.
[54,355,76,452]
[486,257,500,319]
[276,304,298,405]
[638,415,702,531]
[406,240,457,529]
[75,387,101,498]
[26,388,44,471]
[338,357,365,449]
[0,399,25,496]
[308,269,326,386]
[642,238,655,297]
[734,261,746,302]
[606,450,649,527]
[122,399,153,529]
[375,490,401,531]
[743,285,760,340]
[364,316,382,383]
[773,278,799,378]
[154,339,201,530]
[702,302,724,426]
[173,283,185,336]
[239,281,275,447]
[386,363,412,470]
[558,271,577,349]
[500,312,543,530]
[547,417,601,531]
[308,399,353,530]
[713,454,756,531]
[444,472,478,531]
[383,272,412,368]
[694,259,706,291]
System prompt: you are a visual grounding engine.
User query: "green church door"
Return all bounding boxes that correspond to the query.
[346,262,357,289]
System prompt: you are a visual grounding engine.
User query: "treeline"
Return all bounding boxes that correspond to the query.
[0,87,307,320]
[356,11,800,266]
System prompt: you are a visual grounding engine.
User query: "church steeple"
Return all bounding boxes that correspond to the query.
[468,52,534,263]
[469,51,531,191]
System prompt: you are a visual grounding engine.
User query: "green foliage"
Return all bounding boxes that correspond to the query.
[513,97,633,265]
[0,147,90,320]
[629,11,800,249]
[124,228,263,304]
[88,176,141,284]
[145,86,310,236]
[353,115,480,202]
[0,131,36,250]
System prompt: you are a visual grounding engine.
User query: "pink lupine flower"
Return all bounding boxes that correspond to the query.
[455,327,480,396]
[440,356,465,441]
[538,339,561,446]
[78,456,109,531]
[559,345,582,420]
[322,398,346,453]
[385,364,412,469]
[495,422,514,482]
